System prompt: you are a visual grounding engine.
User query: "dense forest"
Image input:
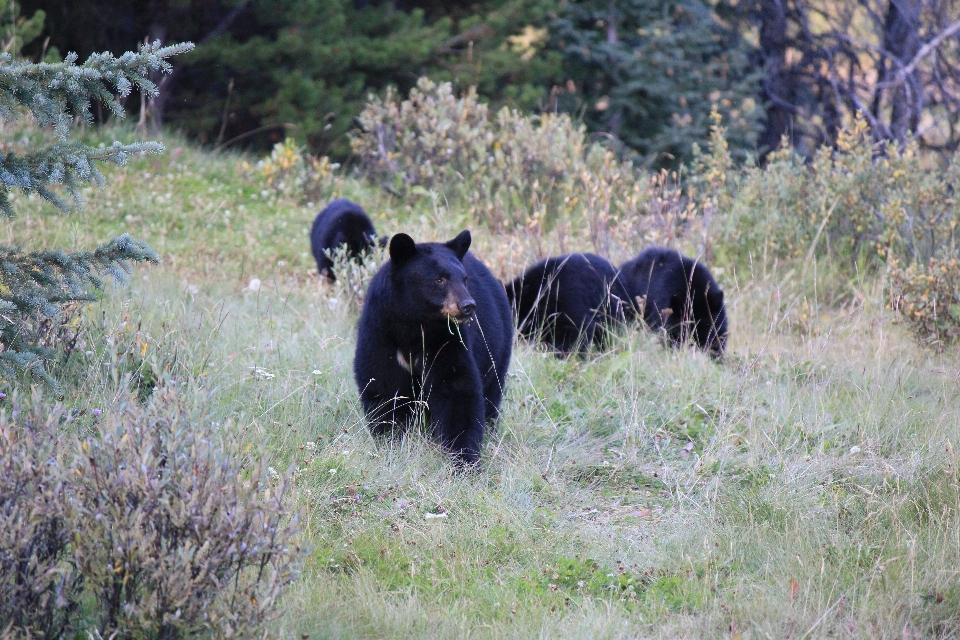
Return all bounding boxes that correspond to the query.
[21,0,960,166]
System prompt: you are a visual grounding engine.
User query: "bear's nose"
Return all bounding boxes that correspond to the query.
[459,299,476,316]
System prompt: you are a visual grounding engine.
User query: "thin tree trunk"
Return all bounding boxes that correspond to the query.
[758,0,791,156]
[145,1,251,135]
[879,0,921,144]
[605,0,623,137]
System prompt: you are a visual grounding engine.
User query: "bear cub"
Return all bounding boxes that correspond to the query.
[353,230,513,465]
[310,198,384,281]
[619,246,728,356]
[506,253,630,356]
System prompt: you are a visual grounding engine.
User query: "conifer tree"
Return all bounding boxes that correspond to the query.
[0,38,193,392]
[551,0,763,168]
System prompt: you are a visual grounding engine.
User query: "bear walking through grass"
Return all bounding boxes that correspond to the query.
[353,230,512,465]
[505,253,630,356]
[310,198,383,281]
[619,246,728,357]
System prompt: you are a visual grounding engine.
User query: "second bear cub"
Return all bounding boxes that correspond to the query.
[619,246,728,356]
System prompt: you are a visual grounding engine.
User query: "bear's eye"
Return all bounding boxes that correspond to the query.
[435,277,445,285]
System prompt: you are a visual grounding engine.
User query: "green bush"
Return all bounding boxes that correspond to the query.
[0,390,302,638]
[352,78,651,242]
[890,255,960,349]
[713,115,960,269]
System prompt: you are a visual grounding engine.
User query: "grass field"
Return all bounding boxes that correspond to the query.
[9,125,960,639]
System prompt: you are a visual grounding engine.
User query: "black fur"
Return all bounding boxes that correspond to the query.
[309,199,383,281]
[353,231,513,465]
[505,253,630,355]
[619,247,728,356]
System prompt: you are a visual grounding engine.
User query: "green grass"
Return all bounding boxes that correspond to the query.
[8,124,960,638]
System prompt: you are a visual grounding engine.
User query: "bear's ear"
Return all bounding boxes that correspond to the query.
[389,233,417,265]
[445,230,471,261]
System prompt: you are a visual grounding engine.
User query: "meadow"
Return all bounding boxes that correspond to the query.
[7,119,960,639]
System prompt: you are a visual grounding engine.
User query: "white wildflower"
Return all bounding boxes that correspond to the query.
[249,366,275,380]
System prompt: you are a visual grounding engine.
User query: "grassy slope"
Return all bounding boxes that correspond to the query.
[8,125,960,639]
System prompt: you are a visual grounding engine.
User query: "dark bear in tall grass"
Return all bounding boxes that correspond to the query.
[310,198,383,281]
[619,246,728,357]
[505,253,630,356]
[353,230,513,465]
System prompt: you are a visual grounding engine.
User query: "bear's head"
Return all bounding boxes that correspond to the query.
[389,230,476,325]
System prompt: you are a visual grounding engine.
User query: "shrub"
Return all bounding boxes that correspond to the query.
[890,256,960,349]
[352,78,658,243]
[253,137,342,205]
[0,395,81,638]
[714,115,960,270]
[0,390,303,638]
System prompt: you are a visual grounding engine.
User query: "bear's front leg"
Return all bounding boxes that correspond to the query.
[426,364,486,465]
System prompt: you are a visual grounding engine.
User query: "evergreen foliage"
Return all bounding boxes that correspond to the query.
[550,0,764,168]
[23,0,561,158]
[0,0,46,59]
[0,38,192,392]
[184,0,560,157]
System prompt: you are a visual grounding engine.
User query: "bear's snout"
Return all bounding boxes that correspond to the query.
[442,290,475,323]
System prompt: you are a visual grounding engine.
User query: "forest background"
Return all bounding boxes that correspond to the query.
[23,0,960,168]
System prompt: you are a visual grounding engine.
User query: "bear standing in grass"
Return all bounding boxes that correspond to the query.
[353,231,512,465]
[506,253,630,356]
[619,246,728,357]
[310,198,383,282]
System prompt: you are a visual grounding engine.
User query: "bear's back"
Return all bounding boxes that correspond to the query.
[310,199,378,276]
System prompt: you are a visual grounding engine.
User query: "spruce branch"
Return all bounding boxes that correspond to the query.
[0,37,190,392]
[0,233,159,392]
[0,139,164,216]
[0,40,192,216]
[0,40,195,138]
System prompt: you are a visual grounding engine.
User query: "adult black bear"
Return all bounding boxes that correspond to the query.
[353,231,513,465]
[619,247,728,357]
[309,199,383,281]
[505,253,630,356]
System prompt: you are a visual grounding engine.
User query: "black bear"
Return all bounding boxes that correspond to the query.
[619,246,728,357]
[309,198,383,281]
[353,230,513,465]
[505,253,631,356]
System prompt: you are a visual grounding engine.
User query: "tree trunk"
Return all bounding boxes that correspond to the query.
[605,0,623,138]
[878,0,921,144]
[145,1,251,135]
[758,0,792,156]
